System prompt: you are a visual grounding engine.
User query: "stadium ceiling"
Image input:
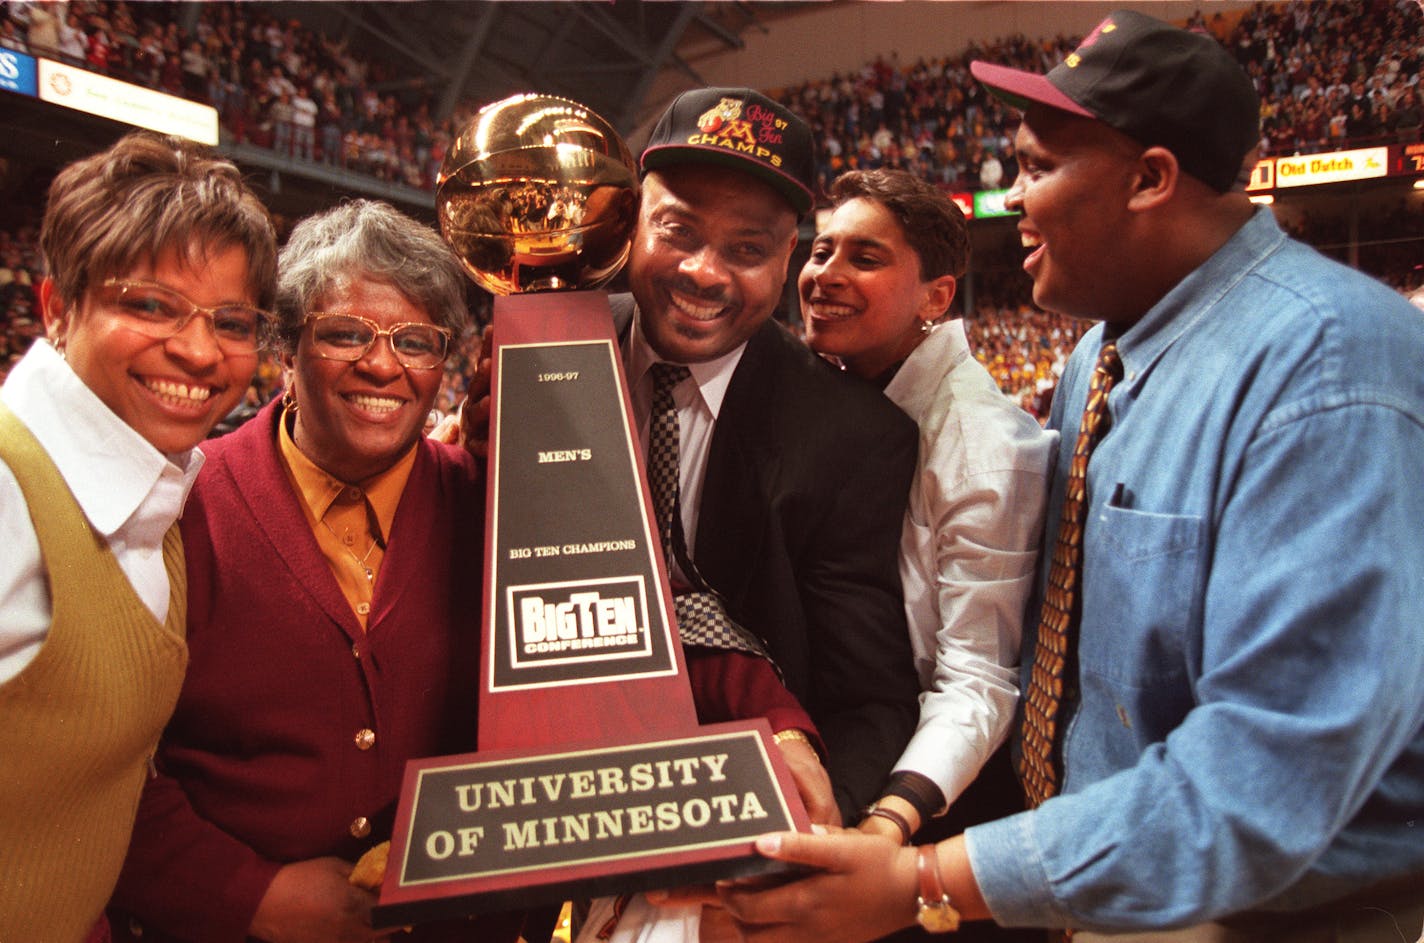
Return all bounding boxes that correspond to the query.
[265,1,807,137]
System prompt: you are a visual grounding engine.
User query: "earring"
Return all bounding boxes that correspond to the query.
[281,386,299,415]
[920,318,934,335]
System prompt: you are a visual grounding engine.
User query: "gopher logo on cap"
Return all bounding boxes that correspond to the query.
[642,86,814,213]
[686,95,787,168]
[697,97,744,135]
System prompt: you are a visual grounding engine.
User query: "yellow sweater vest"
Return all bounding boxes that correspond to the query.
[0,404,188,943]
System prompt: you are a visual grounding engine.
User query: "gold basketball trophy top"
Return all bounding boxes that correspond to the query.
[437,93,639,295]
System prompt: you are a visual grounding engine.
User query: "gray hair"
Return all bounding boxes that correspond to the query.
[275,199,469,350]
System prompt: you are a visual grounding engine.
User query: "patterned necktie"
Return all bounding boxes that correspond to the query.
[646,362,771,661]
[1020,340,1123,808]
[648,362,689,565]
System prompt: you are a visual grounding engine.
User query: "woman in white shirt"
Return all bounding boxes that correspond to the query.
[798,169,1053,942]
[0,130,276,943]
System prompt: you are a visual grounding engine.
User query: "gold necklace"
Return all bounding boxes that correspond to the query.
[320,516,382,582]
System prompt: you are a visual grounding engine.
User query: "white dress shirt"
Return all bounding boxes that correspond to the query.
[0,341,203,684]
[885,320,1057,808]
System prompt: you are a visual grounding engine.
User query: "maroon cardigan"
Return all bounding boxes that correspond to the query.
[108,401,512,943]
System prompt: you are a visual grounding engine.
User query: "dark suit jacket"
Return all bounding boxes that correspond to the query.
[613,296,921,818]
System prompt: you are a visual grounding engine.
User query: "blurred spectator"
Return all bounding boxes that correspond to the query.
[0,16,28,52]
[24,1,59,58]
[58,10,86,64]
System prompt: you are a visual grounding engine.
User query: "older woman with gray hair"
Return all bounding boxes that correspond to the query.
[110,201,520,943]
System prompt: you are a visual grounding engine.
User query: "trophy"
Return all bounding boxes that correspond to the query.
[373,95,809,927]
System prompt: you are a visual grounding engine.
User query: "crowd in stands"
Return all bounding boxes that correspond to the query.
[4,0,1424,423]
[777,1,1424,196]
[5,1,1424,202]
[0,218,43,385]
[2,0,471,188]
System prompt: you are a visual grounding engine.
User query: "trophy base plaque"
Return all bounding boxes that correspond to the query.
[373,720,807,925]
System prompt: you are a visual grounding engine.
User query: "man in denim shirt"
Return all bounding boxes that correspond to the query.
[718,11,1424,942]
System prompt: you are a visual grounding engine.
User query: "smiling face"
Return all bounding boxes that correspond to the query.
[1007,106,1142,321]
[627,165,798,364]
[42,242,258,455]
[288,275,443,483]
[799,197,955,380]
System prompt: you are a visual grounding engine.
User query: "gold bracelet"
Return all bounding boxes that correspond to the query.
[772,728,812,747]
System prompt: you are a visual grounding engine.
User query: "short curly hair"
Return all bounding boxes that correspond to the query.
[39,130,277,310]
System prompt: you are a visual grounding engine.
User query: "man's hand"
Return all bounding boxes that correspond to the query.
[776,733,841,827]
[718,832,917,943]
[248,857,394,943]
[462,324,493,458]
[721,832,990,943]
[428,325,493,457]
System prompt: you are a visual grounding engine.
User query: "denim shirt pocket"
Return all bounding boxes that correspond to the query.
[1063,499,1208,774]
[1079,499,1207,690]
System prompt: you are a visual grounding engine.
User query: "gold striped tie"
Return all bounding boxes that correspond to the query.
[1020,340,1123,809]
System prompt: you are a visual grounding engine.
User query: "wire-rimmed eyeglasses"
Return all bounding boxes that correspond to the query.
[302,312,452,370]
[98,278,274,354]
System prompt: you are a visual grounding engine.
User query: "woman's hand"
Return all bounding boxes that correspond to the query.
[248,857,395,943]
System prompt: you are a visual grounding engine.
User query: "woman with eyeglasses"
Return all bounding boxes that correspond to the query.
[109,200,519,943]
[0,131,277,942]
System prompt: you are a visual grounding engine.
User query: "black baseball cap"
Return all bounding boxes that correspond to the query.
[641,87,816,215]
[970,10,1259,192]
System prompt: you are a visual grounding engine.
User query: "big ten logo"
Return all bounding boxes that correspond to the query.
[508,577,651,665]
[743,102,786,146]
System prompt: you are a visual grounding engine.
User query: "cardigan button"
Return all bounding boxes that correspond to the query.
[350,816,371,838]
[355,728,376,750]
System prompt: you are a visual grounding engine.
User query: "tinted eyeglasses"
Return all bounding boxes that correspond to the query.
[303,313,452,370]
[98,279,273,354]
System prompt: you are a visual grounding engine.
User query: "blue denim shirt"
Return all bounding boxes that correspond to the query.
[966,208,1424,930]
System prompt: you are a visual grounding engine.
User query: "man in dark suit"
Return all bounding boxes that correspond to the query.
[614,86,921,824]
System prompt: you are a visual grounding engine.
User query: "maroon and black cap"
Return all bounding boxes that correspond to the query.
[641,87,816,216]
[970,10,1259,192]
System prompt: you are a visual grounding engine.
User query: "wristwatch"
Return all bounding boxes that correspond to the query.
[915,845,961,933]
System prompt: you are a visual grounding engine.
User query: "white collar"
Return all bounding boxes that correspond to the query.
[883,319,971,416]
[0,340,204,536]
[626,310,747,420]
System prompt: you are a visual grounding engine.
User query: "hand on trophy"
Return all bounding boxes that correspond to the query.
[775,732,842,828]
[460,324,493,457]
[428,324,493,459]
[250,857,398,943]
